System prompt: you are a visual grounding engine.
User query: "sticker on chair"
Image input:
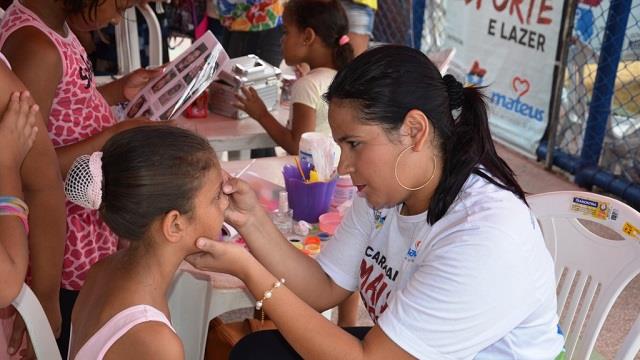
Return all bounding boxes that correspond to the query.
[570,196,611,220]
[622,222,639,239]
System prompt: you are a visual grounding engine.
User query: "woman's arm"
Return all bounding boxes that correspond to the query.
[190,239,415,360]
[190,177,352,311]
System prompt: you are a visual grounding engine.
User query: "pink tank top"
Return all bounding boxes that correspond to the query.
[0,1,119,290]
[73,305,176,360]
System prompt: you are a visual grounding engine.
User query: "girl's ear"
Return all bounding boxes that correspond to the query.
[401,109,430,151]
[303,27,317,45]
[161,210,185,244]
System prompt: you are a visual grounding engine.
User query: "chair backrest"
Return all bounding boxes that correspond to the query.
[11,284,62,360]
[114,2,163,75]
[528,191,640,360]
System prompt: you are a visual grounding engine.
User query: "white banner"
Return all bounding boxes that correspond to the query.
[443,0,565,153]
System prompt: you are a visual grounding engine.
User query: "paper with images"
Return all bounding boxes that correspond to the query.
[124,30,229,121]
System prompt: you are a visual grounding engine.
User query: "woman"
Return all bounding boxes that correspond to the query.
[188,45,565,359]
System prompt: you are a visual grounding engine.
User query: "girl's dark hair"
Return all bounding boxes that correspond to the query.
[326,45,526,224]
[284,0,354,71]
[63,0,105,22]
[100,126,218,241]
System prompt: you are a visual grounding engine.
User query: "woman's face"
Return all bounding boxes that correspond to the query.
[68,0,137,31]
[185,167,229,247]
[329,101,409,210]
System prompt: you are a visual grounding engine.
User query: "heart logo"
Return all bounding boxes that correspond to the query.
[512,77,530,97]
[469,61,487,77]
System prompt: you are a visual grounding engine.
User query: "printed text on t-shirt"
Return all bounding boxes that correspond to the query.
[360,246,399,322]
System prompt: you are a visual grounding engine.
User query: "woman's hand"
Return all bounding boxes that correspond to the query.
[234,86,270,122]
[221,175,264,230]
[186,237,256,279]
[122,67,165,101]
[0,91,38,171]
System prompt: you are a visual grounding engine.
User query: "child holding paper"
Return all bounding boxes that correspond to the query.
[234,0,354,155]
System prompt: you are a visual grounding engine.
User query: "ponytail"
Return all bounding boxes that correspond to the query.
[428,85,526,224]
[285,0,354,71]
[333,41,354,71]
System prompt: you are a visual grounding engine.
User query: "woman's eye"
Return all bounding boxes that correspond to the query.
[348,141,360,149]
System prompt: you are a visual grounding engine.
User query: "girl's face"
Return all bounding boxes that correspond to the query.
[67,0,137,31]
[329,101,409,210]
[280,13,307,66]
[185,167,229,247]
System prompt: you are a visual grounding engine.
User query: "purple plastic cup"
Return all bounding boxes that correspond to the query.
[282,165,337,223]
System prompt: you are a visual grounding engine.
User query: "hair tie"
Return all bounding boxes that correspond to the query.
[338,35,350,46]
[64,152,104,210]
[443,74,464,110]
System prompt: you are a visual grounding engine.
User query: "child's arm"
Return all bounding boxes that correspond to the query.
[235,86,316,154]
[98,67,165,106]
[0,89,37,307]
[3,31,158,177]
[54,118,156,176]
[0,44,67,338]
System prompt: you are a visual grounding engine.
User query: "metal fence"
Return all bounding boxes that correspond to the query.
[372,0,415,47]
[371,0,446,51]
[541,0,640,209]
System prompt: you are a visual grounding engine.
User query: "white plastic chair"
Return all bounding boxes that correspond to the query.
[11,284,61,360]
[528,191,640,360]
[168,269,255,360]
[168,266,335,360]
[426,47,455,75]
[114,1,164,74]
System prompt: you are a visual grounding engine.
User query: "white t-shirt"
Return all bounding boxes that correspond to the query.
[317,172,564,359]
[287,67,336,135]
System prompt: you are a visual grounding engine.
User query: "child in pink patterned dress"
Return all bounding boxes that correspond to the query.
[0,0,164,356]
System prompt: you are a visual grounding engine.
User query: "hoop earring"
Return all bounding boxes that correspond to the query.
[394,145,437,191]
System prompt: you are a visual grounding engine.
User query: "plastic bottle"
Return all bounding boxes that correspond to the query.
[330,175,356,212]
[272,191,293,235]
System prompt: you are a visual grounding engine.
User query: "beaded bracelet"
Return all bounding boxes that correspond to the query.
[0,196,29,235]
[255,278,286,325]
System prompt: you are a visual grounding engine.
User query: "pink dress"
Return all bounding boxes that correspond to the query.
[0,1,119,291]
[72,305,176,359]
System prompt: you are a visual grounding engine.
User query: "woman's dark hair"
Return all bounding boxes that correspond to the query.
[326,45,526,224]
[100,126,218,241]
[284,0,354,71]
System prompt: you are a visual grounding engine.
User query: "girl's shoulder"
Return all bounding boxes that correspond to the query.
[291,67,337,96]
[304,67,338,81]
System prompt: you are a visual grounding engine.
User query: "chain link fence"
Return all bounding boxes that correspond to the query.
[371,0,414,47]
[371,0,447,52]
[555,0,640,184]
[419,0,446,53]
